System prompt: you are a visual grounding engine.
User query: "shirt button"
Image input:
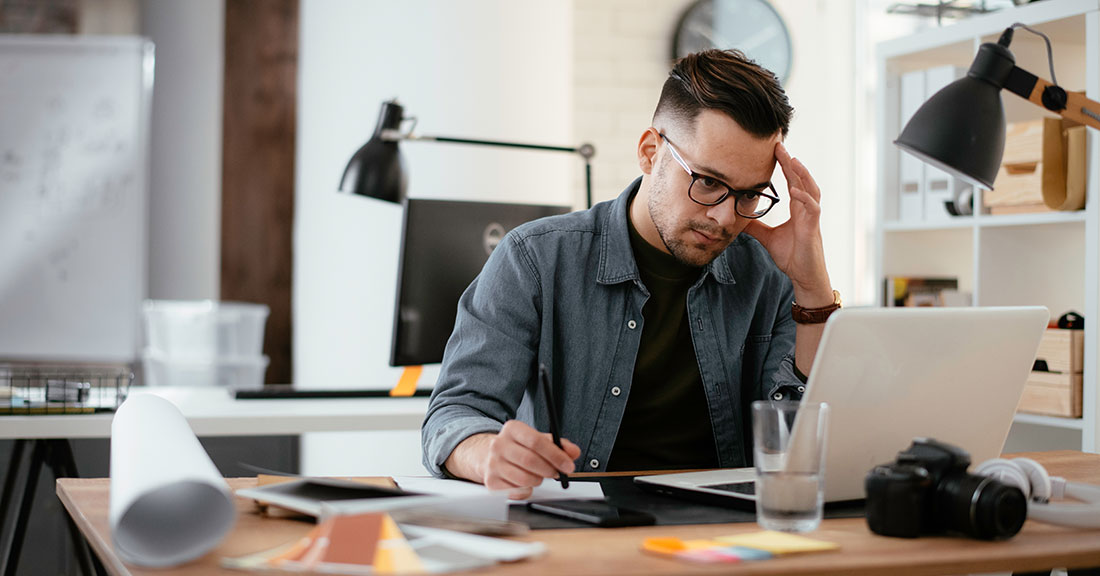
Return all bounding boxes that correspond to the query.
[589,458,600,469]
[611,386,621,397]
[627,320,637,330]
[772,392,784,401]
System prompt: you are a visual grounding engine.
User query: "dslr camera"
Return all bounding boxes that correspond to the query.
[865,438,1027,539]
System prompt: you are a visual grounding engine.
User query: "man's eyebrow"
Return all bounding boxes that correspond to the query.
[696,164,771,191]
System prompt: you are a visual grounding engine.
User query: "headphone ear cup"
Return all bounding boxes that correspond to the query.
[1011,458,1053,503]
[974,458,1031,499]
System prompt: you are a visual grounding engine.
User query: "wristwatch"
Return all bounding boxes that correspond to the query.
[791,290,842,324]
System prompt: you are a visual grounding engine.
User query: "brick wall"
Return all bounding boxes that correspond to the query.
[572,0,694,206]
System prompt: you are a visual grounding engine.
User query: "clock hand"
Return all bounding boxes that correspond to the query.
[688,21,732,48]
[739,26,778,52]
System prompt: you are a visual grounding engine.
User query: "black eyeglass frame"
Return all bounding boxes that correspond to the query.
[658,132,781,219]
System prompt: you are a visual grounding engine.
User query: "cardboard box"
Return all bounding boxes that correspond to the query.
[1035,329,1084,373]
[1017,371,1082,418]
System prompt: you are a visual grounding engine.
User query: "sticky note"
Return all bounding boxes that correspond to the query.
[722,546,773,561]
[678,548,742,564]
[716,530,840,555]
[641,538,774,564]
[641,537,687,554]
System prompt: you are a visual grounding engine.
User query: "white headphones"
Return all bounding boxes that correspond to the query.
[974,457,1100,529]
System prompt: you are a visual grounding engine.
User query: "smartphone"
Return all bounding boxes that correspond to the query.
[527,499,656,527]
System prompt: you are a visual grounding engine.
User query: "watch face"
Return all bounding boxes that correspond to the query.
[673,0,793,85]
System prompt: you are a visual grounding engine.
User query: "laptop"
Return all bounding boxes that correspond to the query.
[635,306,1050,505]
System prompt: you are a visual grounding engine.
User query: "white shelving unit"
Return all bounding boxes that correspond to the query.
[875,0,1099,452]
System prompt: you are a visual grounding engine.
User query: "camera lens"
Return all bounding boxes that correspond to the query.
[936,474,1027,539]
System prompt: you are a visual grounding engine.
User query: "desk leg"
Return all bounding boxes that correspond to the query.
[0,439,27,521]
[4,439,45,576]
[0,439,28,572]
[50,439,101,576]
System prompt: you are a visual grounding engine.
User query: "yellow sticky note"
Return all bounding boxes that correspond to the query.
[715,531,839,555]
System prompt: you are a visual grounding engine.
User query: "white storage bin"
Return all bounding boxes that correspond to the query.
[143,300,269,360]
[142,351,269,390]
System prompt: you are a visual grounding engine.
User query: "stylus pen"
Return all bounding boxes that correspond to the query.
[539,363,570,489]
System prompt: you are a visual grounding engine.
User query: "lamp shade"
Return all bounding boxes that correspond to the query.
[895,42,1015,190]
[339,100,407,203]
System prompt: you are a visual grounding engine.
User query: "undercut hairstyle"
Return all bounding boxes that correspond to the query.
[654,49,793,139]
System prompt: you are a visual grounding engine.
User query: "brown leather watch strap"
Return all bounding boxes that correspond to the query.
[791,290,842,324]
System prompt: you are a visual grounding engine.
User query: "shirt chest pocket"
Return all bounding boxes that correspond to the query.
[740,334,773,391]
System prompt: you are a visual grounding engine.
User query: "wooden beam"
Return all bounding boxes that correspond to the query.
[222,0,297,385]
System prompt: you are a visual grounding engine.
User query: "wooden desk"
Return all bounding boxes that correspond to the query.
[58,451,1100,576]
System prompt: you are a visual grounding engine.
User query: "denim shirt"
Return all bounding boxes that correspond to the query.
[421,178,805,477]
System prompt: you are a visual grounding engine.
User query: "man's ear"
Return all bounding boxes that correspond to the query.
[637,128,660,175]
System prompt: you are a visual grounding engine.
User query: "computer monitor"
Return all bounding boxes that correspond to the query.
[390,198,571,366]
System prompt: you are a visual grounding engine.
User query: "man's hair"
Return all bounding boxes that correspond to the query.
[654,49,793,138]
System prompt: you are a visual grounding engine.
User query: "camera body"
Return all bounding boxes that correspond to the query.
[865,438,1027,540]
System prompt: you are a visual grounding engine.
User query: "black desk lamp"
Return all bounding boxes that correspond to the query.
[895,23,1100,190]
[340,99,597,208]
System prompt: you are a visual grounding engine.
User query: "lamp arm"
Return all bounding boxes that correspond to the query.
[381,130,595,158]
[380,129,597,208]
[1003,65,1100,130]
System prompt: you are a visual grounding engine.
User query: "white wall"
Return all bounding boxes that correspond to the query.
[295,0,573,475]
[140,0,224,300]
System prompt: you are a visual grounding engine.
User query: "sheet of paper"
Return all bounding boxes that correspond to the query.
[394,476,604,503]
[400,524,545,563]
[109,394,235,567]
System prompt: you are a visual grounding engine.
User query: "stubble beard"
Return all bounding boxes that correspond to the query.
[647,172,731,268]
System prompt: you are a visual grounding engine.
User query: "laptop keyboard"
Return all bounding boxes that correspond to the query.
[701,481,756,495]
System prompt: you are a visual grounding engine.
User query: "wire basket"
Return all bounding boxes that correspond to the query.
[0,364,132,415]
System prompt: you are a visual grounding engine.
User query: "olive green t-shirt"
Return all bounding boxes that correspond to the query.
[607,215,719,471]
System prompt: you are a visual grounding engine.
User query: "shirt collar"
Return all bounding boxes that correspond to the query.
[597,177,737,286]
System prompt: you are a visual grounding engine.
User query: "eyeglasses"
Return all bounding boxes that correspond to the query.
[659,132,780,219]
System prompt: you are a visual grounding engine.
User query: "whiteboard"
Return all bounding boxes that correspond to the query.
[0,36,152,362]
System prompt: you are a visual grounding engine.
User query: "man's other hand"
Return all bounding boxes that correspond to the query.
[444,420,580,499]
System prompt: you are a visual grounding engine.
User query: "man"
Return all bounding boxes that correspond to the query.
[421,49,836,498]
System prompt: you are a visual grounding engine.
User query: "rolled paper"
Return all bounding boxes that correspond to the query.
[109,394,235,567]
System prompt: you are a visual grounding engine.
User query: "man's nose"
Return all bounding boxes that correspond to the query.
[705,200,739,232]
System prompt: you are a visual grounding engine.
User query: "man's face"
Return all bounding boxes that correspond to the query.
[636,109,781,267]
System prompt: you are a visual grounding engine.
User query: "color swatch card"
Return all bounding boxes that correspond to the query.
[223,511,545,574]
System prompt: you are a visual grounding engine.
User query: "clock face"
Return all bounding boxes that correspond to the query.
[673,0,793,85]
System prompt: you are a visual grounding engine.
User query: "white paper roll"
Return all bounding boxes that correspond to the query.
[109,394,235,567]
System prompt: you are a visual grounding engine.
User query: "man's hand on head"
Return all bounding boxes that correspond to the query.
[743,142,833,306]
[444,420,580,500]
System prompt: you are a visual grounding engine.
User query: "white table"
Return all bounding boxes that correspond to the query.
[0,386,430,574]
[0,386,430,439]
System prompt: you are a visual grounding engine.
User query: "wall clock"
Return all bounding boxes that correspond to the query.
[672,0,793,85]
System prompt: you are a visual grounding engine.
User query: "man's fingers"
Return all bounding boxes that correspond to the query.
[507,487,534,500]
[787,185,822,220]
[790,156,821,202]
[775,143,803,191]
[498,420,576,474]
[561,438,582,459]
[490,458,546,490]
[499,440,560,478]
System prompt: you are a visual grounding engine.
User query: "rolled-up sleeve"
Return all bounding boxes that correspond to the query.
[762,281,805,403]
[421,232,543,477]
